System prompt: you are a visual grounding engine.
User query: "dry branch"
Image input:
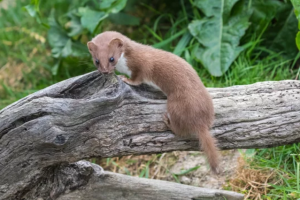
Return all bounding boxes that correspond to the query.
[1,71,300,199]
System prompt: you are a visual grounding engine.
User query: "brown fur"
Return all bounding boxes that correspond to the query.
[87,31,220,173]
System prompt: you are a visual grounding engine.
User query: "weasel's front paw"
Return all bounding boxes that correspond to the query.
[117,75,127,82]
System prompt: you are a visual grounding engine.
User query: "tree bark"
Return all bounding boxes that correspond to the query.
[1,71,299,199]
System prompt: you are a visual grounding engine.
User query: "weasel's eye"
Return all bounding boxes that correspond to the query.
[109,57,114,62]
[95,59,100,65]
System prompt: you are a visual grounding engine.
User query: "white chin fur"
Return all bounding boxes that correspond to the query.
[115,53,131,77]
[115,53,162,92]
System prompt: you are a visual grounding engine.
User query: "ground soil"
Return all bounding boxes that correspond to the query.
[163,150,241,189]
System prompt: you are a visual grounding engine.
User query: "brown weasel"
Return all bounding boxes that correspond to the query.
[87,31,219,173]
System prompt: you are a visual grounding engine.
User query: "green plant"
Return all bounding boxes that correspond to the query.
[24,0,139,75]
[24,0,298,77]
[188,0,252,76]
[249,145,300,199]
[291,0,300,50]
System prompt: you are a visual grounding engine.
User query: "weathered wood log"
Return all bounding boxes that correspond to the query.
[0,71,300,199]
[19,160,244,200]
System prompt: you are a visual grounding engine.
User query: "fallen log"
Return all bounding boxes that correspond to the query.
[1,71,299,199]
[19,160,244,200]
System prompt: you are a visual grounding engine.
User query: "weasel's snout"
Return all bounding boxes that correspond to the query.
[101,70,114,75]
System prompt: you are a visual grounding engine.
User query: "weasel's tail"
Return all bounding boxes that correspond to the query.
[198,128,220,174]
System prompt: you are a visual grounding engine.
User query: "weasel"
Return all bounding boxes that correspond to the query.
[87,31,220,173]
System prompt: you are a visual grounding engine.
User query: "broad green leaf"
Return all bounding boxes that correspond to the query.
[98,0,127,13]
[47,14,69,58]
[71,41,89,57]
[99,0,116,9]
[78,7,108,33]
[189,0,251,76]
[264,3,298,58]
[251,0,282,21]
[270,10,298,57]
[292,0,300,20]
[108,13,140,25]
[61,39,72,58]
[109,0,127,13]
[194,0,238,21]
[249,0,283,34]
[67,14,83,37]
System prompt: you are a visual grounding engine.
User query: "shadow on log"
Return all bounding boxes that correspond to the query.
[1,71,300,199]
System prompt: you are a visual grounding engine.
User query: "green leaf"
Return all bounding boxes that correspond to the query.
[171,174,180,183]
[296,32,300,50]
[23,0,42,24]
[184,49,193,65]
[47,14,69,58]
[99,0,116,9]
[24,5,36,17]
[109,0,127,13]
[296,9,300,30]
[173,32,192,56]
[67,14,83,37]
[292,0,300,21]
[292,0,300,51]
[71,41,89,57]
[98,0,127,13]
[264,4,298,58]
[250,0,283,34]
[61,39,72,58]
[78,7,108,33]
[108,13,140,25]
[173,166,200,176]
[51,59,61,76]
[189,0,251,76]
[153,28,187,49]
[194,0,238,20]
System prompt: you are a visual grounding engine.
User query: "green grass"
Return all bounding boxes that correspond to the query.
[241,145,300,199]
[198,52,295,88]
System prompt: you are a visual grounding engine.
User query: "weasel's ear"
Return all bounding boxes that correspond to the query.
[87,41,97,52]
[109,38,124,49]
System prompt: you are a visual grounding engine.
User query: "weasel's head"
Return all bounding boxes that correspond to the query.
[87,38,124,74]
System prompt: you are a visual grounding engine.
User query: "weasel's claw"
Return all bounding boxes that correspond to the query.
[117,75,126,78]
[117,75,128,82]
[163,113,171,129]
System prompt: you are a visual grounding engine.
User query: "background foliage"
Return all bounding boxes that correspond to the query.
[1,0,300,199]
[23,0,299,76]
